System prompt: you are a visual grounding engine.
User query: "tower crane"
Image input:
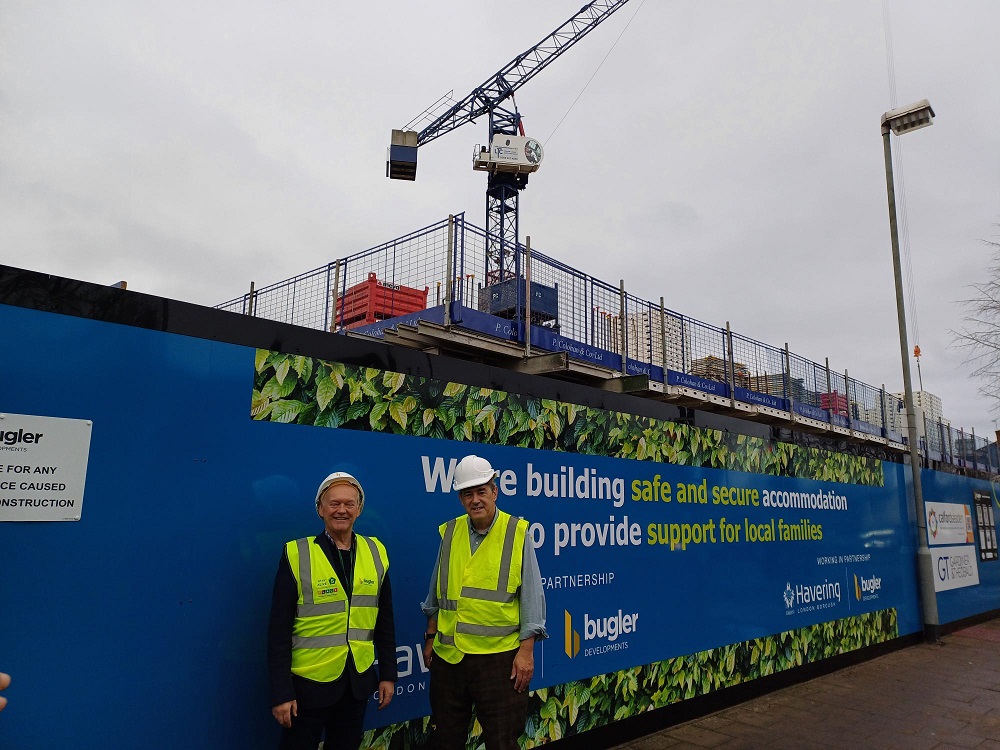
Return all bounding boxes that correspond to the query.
[386,1,632,287]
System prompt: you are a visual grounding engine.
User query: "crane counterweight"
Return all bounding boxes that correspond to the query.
[386,129,418,181]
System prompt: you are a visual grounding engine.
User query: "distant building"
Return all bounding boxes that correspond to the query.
[890,390,950,451]
[857,390,898,433]
[618,309,685,371]
[748,373,803,401]
[910,390,944,423]
[690,355,749,388]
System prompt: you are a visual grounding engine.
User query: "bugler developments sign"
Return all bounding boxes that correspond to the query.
[0,413,92,522]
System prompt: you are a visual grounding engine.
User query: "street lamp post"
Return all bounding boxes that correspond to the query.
[881,99,939,643]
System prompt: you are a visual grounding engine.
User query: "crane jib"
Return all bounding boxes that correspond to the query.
[386,0,635,286]
[403,0,633,147]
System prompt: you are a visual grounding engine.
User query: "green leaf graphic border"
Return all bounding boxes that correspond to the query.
[359,608,898,750]
[253,350,884,486]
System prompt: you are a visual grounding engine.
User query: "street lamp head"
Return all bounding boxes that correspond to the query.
[881,99,935,136]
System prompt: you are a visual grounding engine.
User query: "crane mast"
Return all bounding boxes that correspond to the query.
[387,0,631,286]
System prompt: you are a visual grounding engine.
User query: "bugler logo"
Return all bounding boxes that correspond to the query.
[1,429,43,446]
[854,573,883,601]
[564,608,639,658]
[564,611,580,658]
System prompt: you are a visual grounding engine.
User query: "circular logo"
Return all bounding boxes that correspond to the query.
[928,509,938,538]
[524,139,543,164]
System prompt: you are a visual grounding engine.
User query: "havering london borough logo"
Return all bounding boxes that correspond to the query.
[783,583,795,609]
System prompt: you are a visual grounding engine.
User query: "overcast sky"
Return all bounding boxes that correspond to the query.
[2,1,999,438]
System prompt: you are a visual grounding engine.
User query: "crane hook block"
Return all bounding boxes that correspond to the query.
[386,129,419,181]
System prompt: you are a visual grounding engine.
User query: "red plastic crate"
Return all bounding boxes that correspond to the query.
[820,391,849,416]
[333,273,428,330]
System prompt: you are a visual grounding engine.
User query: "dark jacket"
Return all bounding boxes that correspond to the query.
[267,531,397,709]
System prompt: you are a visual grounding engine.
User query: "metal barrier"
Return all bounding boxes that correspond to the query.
[217,214,998,473]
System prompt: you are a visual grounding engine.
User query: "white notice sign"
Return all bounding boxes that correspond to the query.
[0,413,92,521]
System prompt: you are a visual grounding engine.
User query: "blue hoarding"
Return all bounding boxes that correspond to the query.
[0,295,992,750]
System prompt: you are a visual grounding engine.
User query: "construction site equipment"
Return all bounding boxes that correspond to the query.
[820,391,849,417]
[333,272,428,331]
[480,277,558,324]
[386,1,632,286]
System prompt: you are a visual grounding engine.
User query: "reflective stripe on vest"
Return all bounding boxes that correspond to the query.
[433,510,526,663]
[287,534,388,681]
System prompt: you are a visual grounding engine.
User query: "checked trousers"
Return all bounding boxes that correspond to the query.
[429,648,530,750]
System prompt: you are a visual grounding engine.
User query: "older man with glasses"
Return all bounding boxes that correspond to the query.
[268,472,396,750]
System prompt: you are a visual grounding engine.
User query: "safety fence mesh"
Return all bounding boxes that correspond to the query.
[217,214,998,473]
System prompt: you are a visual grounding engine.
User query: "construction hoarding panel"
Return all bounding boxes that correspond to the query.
[0,287,992,750]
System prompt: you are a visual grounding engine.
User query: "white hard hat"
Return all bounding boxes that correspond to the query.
[315,471,365,510]
[453,455,498,492]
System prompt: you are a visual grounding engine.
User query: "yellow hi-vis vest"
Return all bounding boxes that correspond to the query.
[285,535,388,682]
[433,509,527,664]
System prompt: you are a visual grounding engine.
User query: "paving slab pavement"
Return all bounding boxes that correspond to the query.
[612,617,1000,750]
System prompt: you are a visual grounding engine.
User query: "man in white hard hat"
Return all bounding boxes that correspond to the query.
[421,455,546,750]
[267,472,397,750]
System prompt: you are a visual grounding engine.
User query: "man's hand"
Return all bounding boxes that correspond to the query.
[377,680,395,709]
[423,638,434,668]
[0,672,10,712]
[423,619,436,668]
[511,637,535,693]
[272,700,297,728]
